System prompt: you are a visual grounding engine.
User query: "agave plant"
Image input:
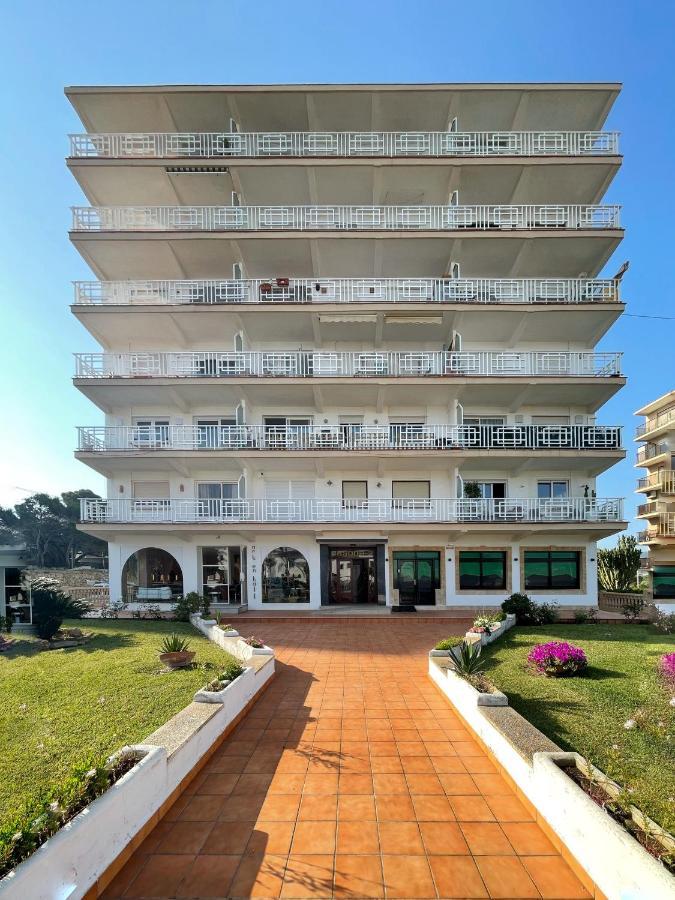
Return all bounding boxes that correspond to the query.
[159,633,192,654]
[449,640,484,676]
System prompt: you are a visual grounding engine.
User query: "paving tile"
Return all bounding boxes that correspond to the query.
[521,855,593,898]
[291,820,336,854]
[333,854,384,898]
[475,855,540,898]
[201,821,254,855]
[501,821,557,855]
[419,820,470,855]
[176,853,241,898]
[428,855,488,898]
[281,854,335,899]
[246,822,295,856]
[378,820,425,854]
[450,795,496,822]
[372,773,409,794]
[337,793,377,820]
[460,822,515,856]
[303,773,339,794]
[297,793,338,821]
[411,794,457,822]
[381,854,437,898]
[336,820,380,854]
[338,772,373,794]
[486,793,536,822]
[123,853,195,898]
[375,793,416,821]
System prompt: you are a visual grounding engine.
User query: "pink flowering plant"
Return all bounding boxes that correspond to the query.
[527,641,587,678]
[658,652,675,686]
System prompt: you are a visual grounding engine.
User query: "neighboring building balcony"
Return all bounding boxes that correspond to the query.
[76,423,623,454]
[635,406,675,440]
[637,470,675,495]
[638,513,675,543]
[637,500,675,519]
[74,350,623,380]
[636,441,670,466]
[73,276,621,307]
[80,496,624,527]
[68,130,620,159]
[71,204,621,233]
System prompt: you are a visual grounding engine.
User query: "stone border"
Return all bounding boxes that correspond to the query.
[429,656,675,898]
[1,622,276,900]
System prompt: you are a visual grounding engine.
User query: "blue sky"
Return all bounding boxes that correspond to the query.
[0,0,674,541]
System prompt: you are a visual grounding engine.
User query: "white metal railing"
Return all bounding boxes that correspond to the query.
[637,442,669,464]
[637,470,675,493]
[80,496,624,525]
[69,130,620,159]
[73,350,623,379]
[635,407,675,438]
[71,204,621,232]
[76,424,623,453]
[73,277,620,307]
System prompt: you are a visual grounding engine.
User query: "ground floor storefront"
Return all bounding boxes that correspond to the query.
[106,532,600,611]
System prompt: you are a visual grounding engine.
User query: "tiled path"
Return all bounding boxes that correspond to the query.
[103,621,591,899]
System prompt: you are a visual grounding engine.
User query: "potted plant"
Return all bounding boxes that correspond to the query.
[463,481,482,500]
[158,634,195,669]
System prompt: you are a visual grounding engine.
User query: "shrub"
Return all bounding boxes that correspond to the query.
[658,653,675,687]
[573,607,598,625]
[622,595,646,621]
[31,578,89,641]
[502,593,538,625]
[200,594,211,619]
[434,637,458,651]
[534,601,559,625]
[528,641,587,677]
[244,636,265,648]
[220,659,244,681]
[0,611,13,633]
[159,634,191,654]
[173,593,200,622]
[449,640,484,676]
[653,610,675,635]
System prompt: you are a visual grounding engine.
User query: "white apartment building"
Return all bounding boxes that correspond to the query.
[68,83,627,611]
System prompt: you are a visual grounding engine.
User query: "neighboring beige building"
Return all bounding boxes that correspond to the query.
[67,83,627,611]
[636,390,675,606]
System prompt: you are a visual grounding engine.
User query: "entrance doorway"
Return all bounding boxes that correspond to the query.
[393,551,441,606]
[329,548,377,604]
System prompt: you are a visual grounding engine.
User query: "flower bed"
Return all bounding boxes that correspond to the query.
[527,640,587,677]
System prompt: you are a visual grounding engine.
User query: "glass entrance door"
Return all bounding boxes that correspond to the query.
[393,551,441,605]
[329,548,376,603]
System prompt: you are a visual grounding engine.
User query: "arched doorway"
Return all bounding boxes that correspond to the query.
[121,547,183,603]
[262,547,310,603]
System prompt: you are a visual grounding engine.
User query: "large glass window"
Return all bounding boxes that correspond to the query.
[653,566,675,599]
[524,550,581,590]
[393,551,440,605]
[197,482,239,517]
[262,547,310,603]
[537,481,569,499]
[121,548,183,603]
[458,551,506,590]
[201,546,242,603]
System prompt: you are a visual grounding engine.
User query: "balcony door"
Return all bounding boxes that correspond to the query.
[195,417,236,448]
[263,416,312,449]
[197,482,239,519]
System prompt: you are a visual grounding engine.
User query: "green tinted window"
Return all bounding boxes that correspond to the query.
[524,551,580,590]
[459,551,506,590]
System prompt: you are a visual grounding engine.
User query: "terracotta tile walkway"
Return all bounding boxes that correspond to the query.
[103,620,591,899]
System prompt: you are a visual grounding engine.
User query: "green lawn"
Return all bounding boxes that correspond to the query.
[481,624,675,833]
[0,619,238,827]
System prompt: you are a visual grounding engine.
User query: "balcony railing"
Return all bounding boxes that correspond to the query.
[71,204,621,233]
[69,130,620,159]
[73,277,620,307]
[637,442,669,464]
[635,407,675,438]
[638,514,675,542]
[74,350,623,380]
[76,424,623,453]
[637,470,675,494]
[80,496,624,525]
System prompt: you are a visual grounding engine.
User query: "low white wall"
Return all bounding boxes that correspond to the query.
[429,660,675,899]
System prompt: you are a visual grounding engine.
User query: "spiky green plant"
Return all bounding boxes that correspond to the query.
[597,535,642,592]
[449,640,484,676]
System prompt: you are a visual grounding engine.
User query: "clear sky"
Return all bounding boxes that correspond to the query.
[0,0,674,542]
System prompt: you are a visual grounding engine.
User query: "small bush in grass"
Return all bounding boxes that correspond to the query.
[653,611,675,635]
[502,593,538,624]
[573,608,597,625]
[535,601,559,625]
[528,641,587,677]
[31,578,89,641]
[658,653,675,687]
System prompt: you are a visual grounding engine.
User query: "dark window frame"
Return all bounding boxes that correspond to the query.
[458,550,507,590]
[523,550,581,590]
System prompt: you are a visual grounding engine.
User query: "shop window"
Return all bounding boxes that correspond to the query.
[262,547,310,603]
[524,550,580,590]
[459,551,506,590]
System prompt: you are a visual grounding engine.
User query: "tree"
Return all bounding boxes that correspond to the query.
[597,535,642,592]
[31,577,90,640]
[0,491,107,568]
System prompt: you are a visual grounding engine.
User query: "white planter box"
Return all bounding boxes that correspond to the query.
[237,638,274,659]
[0,745,165,900]
[465,613,516,647]
[443,666,508,707]
[194,666,254,709]
[429,649,451,657]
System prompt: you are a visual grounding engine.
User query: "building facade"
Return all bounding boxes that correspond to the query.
[636,390,675,607]
[68,83,627,611]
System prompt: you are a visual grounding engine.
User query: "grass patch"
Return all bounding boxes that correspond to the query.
[0,619,238,827]
[481,624,675,833]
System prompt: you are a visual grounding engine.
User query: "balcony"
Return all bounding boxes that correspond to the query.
[73,277,620,307]
[76,423,623,453]
[74,350,623,380]
[636,442,670,465]
[638,514,675,543]
[69,130,620,159]
[637,470,675,494]
[80,496,624,526]
[71,204,621,233]
[635,407,675,440]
